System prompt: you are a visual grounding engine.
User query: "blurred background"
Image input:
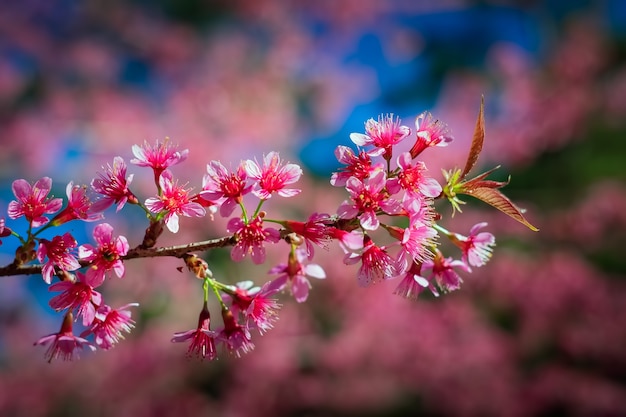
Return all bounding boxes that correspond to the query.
[1,0,626,416]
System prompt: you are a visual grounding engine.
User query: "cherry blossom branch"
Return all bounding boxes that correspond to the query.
[0,235,237,277]
[0,102,538,362]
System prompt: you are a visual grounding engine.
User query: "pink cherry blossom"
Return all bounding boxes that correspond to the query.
[451,222,496,267]
[244,151,302,200]
[0,218,11,246]
[330,145,378,187]
[215,309,254,358]
[78,223,129,286]
[329,227,365,253]
[171,303,216,360]
[344,235,400,287]
[130,138,188,179]
[402,194,436,228]
[392,222,438,272]
[269,247,326,303]
[51,181,105,225]
[48,271,103,326]
[201,160,252,217]
[144,170,206,233]
[36,232,81,284]
[387,152,442,198]
[393,261,432,299]
[421,251,471,293]
[227,215,281,264]
[225,280,281,334]
[409,111,454,158]
[34,313,95,362]
[8,177,63,227]
[350,113,410,160]
[337,169,402,231]
[282,212,334,259]
[82,303,138,350]
[91,157,137,212]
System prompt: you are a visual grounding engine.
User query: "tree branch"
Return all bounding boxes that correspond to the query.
[0,235,237,278]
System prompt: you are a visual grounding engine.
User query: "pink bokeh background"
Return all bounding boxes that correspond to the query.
[1,1,626,416]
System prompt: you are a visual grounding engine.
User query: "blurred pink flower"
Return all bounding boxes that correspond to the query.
[8,177,63,227]
[145,170,206,233]
[245,151,302,200]
[0,217,10,245]
[422,251,471,293]
[36,232,81,284]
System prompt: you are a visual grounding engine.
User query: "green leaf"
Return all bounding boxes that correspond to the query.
[462,186,539,231]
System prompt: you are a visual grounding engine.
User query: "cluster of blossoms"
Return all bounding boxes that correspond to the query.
[0,104,536,362]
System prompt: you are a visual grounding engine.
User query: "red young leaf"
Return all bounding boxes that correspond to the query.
[464,177,510,191]
[463,186,539,231]
[461,96,485,179]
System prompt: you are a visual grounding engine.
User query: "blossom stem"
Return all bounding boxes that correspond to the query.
[202,277,210,303]
[251,199,265,220]
[239,201,249,224]
[11,230,26,245]
[206,276,226,310]
[431,223,452,238]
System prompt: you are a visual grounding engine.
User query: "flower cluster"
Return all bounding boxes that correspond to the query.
[332,111,501,297]
[0,103,536,362]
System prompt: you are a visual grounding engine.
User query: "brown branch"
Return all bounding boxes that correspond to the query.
[0,235,237,278]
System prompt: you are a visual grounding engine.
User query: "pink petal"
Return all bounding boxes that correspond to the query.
[165,213,180,233]
[281,163,302,184]
[7,201,23,219]
[113,260,125,278]
[78,245,96,260]
[183,203,206,218]
[244,160,262,179]
[277,188,301,198]
[144,197,164,213]
[11,179,31,200]
[231,245,246,262]
[93,223,114,245]
[32,177,53,199]
[359,210,379,231]
[250,245,266,264]
[304,264,326,280]
[349,133,370,146]
[291,275,310,303]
